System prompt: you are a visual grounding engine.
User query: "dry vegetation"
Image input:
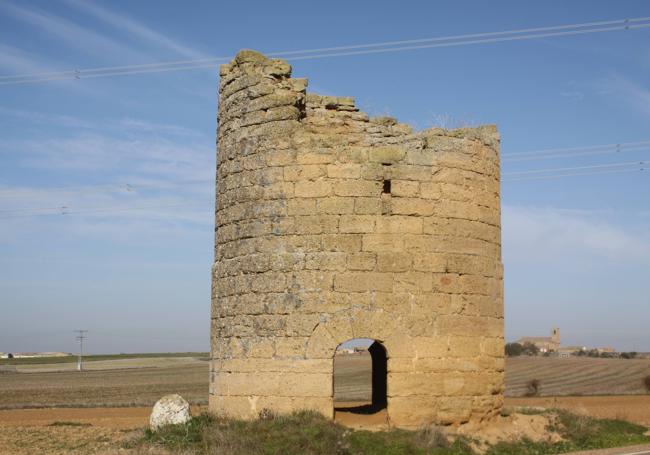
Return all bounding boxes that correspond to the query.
[133,410,650,455]
[506,395,650,428]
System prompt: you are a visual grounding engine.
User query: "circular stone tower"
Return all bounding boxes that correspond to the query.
[211,50,504,428]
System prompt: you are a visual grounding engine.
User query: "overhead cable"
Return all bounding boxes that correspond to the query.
[503,167,645,182]
[1,16,649,85]
[503,160,645,176]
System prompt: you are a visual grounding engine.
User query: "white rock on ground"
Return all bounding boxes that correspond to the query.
[150,394,191,430]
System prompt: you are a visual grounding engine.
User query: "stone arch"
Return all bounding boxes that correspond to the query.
[306,309,402,361]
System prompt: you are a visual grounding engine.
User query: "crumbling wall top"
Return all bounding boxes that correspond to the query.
[219,50,499,155]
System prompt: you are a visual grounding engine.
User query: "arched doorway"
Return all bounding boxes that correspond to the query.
[333,338,388,426]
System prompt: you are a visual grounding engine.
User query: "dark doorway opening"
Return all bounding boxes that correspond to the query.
[368,341,388,411]
[333,339,387,416]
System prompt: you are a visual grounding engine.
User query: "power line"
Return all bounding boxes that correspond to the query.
[0,142,647,216]
[285,22,650,62]
[0,155,647,215]
[502,140,650,162]
[0,182,131,197]
[0,139,647,199]
[503,139,650,156]
[0,179,212,198]
[503,167,645,182]
[266,16,650,57]
[503,160,645,176]
[1,16,638,82]
[2,164,647,218]
[0,205,69,213]
[503,146,650,162]
[1,16,649,85]
[0,202,206,219]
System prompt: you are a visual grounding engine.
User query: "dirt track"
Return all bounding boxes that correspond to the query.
[506,395,650,428]
[0,407,150,428]
[0,406,202,428]
[1,396,649,429]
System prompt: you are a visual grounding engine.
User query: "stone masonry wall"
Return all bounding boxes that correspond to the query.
[210,50,504,428]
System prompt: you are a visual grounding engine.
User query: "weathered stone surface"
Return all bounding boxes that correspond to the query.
[211,50,504,428]
[369,146,406,163]
[150,394,191,430]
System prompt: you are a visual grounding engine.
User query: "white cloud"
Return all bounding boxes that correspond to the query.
[503,205,650,351]
[0,45,101,95]
[0,43,51,75]
[503,205,650,263]
[0,114,214,242]
[1,2,144,62]
[2,129,213,182]
[0,106,95,128]
[560,90,584,101]
[119,118,203,137]
[62,0,206,60]
[595,74,650,116]
[0,181,212,247]
[0,108,206,137]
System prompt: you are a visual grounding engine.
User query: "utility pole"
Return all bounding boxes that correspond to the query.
[74,330,88,371]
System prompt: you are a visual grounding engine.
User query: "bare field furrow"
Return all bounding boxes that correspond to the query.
[1,356,649,410]
[509,368,640,393]
[505,357,650,397]
[0,362,209,409]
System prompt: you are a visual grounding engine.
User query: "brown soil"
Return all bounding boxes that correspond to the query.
[0,406,205,455]
[334,401,389,430]
[0,425,140,455]
[455,413,562,453]
[0,405,205,428]
[506,395,650,427]
[334,409,389,430]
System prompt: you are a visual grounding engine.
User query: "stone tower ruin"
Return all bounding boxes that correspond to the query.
[211,50,504,428]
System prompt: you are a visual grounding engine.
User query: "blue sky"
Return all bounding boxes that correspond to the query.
[1,1,649,354]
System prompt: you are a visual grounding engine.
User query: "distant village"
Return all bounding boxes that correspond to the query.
[508,328,647,359]
[335,347,369,356]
